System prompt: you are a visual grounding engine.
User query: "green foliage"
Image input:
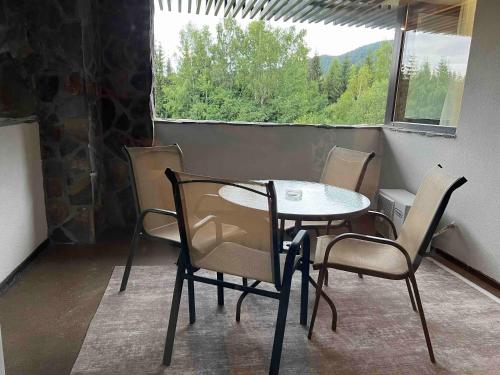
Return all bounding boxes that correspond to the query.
[401,59,464,123]
[154,20,397,125]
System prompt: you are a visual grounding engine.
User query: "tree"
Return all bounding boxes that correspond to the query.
[308,54,322,82]
[153,20,395,126]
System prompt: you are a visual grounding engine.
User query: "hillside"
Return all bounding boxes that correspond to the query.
[318,40,390,73]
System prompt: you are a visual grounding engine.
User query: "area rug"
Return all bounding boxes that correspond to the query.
[71,260,500,374]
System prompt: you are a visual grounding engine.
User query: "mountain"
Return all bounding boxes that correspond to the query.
[318,41,389,74]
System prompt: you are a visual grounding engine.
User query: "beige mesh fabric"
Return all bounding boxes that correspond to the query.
[290,147,373,231]
[396,166,462,262]
[173,171,279,283]
[314,235,408,275]
[320,147,373,191]
[314,166,462,276]
[126,145,183,238]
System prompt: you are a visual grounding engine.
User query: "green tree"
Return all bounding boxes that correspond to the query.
[153,21,394,126]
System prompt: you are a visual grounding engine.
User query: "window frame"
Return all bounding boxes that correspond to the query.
[384,3,473,137]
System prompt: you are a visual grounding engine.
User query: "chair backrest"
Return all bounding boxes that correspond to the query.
[125,145,184,232]
[396,165,467,268]
[320,146,375,192]
[166,169,283,287]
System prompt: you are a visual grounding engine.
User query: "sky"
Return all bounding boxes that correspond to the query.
[154,5,395,62]
[403,32,472,75]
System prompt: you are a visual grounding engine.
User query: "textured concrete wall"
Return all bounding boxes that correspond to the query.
[155,121,383,202]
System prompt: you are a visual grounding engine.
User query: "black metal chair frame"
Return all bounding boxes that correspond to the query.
[163,169,311,375]
[120,145,183,292]
[308,166,467,364]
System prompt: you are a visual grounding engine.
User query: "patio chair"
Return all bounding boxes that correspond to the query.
[120,145,244,292]
[119,144,184,291]
[284,146,375,282]
[284,146,375,236]
[163,169,310,375]
[308,165,467,363]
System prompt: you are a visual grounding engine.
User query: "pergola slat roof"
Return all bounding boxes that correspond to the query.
[157,1,467,32]
[158,0,403,29]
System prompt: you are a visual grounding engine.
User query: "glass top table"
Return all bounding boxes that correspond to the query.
[219,180,371,221]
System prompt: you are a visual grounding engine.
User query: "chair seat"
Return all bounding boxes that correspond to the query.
[284,219,346,231]
[148,222,181,243]
[148,221,245,251]
[195,242,298,283]
[314,235,409,276]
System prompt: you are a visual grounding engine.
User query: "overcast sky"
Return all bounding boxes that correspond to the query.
[154,7,395,61]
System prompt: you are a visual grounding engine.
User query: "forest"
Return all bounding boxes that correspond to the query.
[154,19,462,126]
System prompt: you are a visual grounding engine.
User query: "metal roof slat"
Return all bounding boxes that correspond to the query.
[242,0,260,18]
[332,0,385,26]
[286,1,316,22]
[206,0,214,15]
[232,0,247,17]
[283,1,315,22]
[214,0,225,15]
[274,0,303,21]
[264,0,288,20]
[308,6,340,23]
[322,4,358,25]
[361,7,397,29]
[224,0,237,16]
[296,2,329,23]
[250,0,270,19]
[338,1,386,27]
[196,0,202,14]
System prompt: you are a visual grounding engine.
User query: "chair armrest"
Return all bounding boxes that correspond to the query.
[322,232,413,274]
[192,214,217,231]
[288,230,310,264]
[280,229,310,287]
[192,214,224,243]
[140,208,177,221]
[366,210,398,239]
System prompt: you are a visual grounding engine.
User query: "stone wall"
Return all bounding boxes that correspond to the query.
[0,0,154,243]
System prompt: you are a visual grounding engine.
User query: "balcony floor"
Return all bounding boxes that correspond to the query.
[0,221,498,375]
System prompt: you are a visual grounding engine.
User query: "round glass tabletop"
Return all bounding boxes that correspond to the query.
[219,180,371,221]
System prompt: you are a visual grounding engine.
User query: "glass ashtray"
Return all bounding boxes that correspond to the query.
[285,189,302,201]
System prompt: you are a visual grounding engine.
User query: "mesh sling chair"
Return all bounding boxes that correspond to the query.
[120,144,184,291]
[120,145,244,292]
[163,169,311,375]
[284,146,375,236]
[284,146,375,282]
[308,165,467,363]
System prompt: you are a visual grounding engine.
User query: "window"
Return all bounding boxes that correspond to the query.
[153,3,394,126]
[392,0,477,131]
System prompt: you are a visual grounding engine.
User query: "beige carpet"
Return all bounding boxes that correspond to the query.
[71,260,500,374]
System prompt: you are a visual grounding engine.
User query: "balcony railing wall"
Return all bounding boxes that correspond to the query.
[154,120,383,202]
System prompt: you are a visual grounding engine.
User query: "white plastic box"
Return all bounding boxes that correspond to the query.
[375,189,415,239]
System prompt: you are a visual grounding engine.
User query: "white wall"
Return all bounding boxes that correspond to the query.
[155,121,383,201]
[0,122,48,282]
[381,0,500,282]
